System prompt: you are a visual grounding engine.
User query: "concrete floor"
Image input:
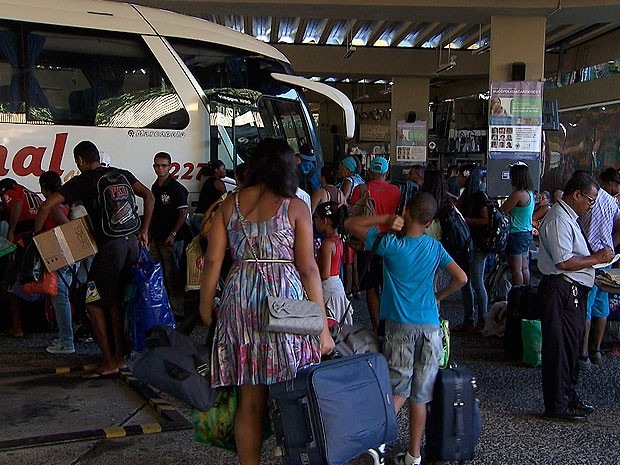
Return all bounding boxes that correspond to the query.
[1,284,620,465]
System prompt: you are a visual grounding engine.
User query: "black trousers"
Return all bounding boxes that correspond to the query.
[539,274,589,415]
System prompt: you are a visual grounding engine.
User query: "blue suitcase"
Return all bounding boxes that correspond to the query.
[269,353,398,465]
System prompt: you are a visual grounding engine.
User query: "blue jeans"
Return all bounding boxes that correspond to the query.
[51,266,75,349]
[461,247,489,327]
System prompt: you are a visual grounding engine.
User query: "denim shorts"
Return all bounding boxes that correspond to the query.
[382,320,442,403]
[506,231,532,256]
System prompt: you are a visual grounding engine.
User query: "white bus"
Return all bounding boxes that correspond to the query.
[0,0,354,204]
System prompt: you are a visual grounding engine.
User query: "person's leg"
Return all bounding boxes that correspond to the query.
[161,243,185,315]
[235,384,269,465]
[51,266,74,349]
[589,288,609,363]
[367,287,381,331]
[86,303,117,373]
[521,253,531,286]
[408,402,426,458]
[581,287,596,362]
[8,294,23,337]
[470,249,489,327]
[507,254,524,286]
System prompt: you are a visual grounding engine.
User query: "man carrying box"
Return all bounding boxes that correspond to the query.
[35,141,154,378]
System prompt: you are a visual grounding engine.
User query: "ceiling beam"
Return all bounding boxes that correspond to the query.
[412,22,443,47]
[244,15,253,37]
[294,17,308,43]
[343,19,364,45]
[319,18,336,44]
[365,20,389,46]
[270,17,280,42]
[460,24,491,49]
[438,23,471,47]
[390,21,417,46]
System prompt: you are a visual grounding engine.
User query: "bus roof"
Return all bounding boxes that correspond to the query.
[0,0,290,63]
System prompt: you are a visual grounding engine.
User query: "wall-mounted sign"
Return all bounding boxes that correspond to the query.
[396,120,427,164]
[488,81,543,160]
[359,124,390,141]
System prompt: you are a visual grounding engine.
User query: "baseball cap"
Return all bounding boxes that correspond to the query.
[341,156,357,172]
[369,157,389,174]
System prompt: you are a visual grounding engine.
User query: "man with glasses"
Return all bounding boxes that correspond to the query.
[151,152,189,318]
[537,171,614,422]
[577,169,620,370]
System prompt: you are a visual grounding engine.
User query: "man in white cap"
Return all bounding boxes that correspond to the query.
[349,156,401,332]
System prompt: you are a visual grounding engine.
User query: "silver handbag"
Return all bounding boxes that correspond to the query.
[265,295,324,335]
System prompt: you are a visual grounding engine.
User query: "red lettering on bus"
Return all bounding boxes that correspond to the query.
[49,133,67,175]
[13,146,45,176]
[0,146,8,176]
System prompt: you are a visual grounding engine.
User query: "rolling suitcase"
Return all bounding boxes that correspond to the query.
[425,365,481,463]
[504,285,540,361]
[269,353,397,465]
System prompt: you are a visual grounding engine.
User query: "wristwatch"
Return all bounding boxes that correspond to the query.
[170,231,177,237]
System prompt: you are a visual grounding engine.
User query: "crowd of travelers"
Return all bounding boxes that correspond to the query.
[1,137,620,464]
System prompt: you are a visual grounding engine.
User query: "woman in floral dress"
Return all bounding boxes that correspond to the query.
[199,138,334,465]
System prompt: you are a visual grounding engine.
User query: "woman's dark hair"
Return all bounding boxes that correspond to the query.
[320,164,339,185]
[421,169,452,214]
[201,159,225,178]
[509,163,534,191]
[39,171,62,193]
[315,201,348,231]
[0,178,17,193]
[564,171,598,196]
[235,162,249,187]
[246,138,298,197]
[461,165,483,196]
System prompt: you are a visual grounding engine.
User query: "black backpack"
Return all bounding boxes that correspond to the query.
[391,179,418,215]
[438,205,472,260]
[95,168,141,237]
[484,200,510,253]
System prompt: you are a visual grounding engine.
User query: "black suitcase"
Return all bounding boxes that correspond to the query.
[269,353,398,465]
[425,365,481,463]
[504,285,540,361]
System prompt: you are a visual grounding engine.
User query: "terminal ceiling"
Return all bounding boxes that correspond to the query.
[119,0,620,98]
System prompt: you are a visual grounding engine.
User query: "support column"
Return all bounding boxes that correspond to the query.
[390,77,429,177]
[489,15,546,82]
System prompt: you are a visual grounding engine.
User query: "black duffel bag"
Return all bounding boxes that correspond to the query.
[132,325,217,411]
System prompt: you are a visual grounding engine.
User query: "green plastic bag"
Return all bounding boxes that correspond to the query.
[521,319,542,367]
[192,388,238,451]
[439,319,450,370]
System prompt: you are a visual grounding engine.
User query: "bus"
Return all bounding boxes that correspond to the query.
[0,0,354,204]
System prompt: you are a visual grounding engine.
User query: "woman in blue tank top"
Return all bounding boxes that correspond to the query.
[501,163,535,286]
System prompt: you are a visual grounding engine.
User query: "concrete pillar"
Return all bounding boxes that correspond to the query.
[390,77,429,176]
[489,15,546,82]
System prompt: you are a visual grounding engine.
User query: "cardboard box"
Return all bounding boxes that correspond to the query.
[34,217,98,272]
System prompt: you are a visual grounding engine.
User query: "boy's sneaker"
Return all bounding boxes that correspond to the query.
[394,451,422,465]
[589,349,603,365]
[364,444,386,465]
[46,340,75,354]
[578,355,591,371]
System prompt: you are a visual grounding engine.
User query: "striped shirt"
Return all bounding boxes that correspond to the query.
[579,188,620,251]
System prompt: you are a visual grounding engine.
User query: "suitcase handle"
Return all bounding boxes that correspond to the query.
[300,396,317,449]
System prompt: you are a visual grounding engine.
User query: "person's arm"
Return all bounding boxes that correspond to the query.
[612,210,620,248]
[532,205,548,222]
[165,206,188,247]
[345,214,403,241]
[49,205,70,227]
[340,178,353,200]
[289,197,335,356]
[310,188,326,214]
[556,247,615,271]
[34,192,66,235]
[199,198,230,327]
[500,191,521,214]
[132,181,155,246]
[316,240,335,281]
[435,260,468,303]
[6,199,21,243]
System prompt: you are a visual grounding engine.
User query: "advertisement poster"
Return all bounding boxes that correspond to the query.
[488,81,543,160]
[396,120,427,164]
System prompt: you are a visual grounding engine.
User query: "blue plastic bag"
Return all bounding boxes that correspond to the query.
[130,247,176,352]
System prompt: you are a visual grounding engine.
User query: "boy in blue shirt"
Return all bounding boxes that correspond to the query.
[346,191,467,465]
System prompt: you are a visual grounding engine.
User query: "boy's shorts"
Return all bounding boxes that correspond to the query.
[382,320,442,403]
[586,284,610,320]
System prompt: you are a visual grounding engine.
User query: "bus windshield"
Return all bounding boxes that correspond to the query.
[167,38,315,170]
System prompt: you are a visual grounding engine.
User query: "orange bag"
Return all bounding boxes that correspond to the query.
[23,271,58,296]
